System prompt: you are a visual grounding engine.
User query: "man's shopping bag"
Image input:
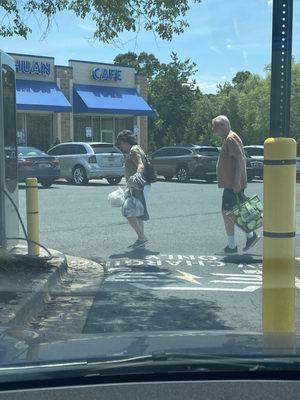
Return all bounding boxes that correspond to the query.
[225,193,263,233]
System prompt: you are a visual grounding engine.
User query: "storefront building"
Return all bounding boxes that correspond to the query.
[9,53,155,152]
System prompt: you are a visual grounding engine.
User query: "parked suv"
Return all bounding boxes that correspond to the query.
[47,142,124,185]
[151,145,255,183]
[244,145,264,179]
[150,146,219,183]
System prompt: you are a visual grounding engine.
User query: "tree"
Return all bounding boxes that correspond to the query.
[232,71,252,88]
[211,71,269,144]
[149,52,197,147]
[185,93,218,145]
[0,0,201,42]
[114,52,162,80]
[290,61,300,143]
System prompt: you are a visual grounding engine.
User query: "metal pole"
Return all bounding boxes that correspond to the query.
[263,0,295,350]
[0,51,6,248]
[269,0,293,137]
[26,178,40,256]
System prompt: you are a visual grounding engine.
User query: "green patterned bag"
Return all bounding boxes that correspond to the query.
[225,193,263,233]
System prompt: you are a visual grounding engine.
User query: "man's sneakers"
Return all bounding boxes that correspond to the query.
[222,232,261,254]
[128,238,148,249]
[223,245,238,254]
[243,232,261,252]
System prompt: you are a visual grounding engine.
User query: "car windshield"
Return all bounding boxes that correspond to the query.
[17,147,47,157]
[1,0,300,387]
[194,147,219,155]
[90,144,121,154]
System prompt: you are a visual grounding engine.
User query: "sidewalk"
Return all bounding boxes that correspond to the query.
[0,245,106,328]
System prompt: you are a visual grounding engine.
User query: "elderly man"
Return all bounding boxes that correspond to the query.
[212,115,260,253]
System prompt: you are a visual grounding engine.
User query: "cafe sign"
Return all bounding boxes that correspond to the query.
[91,67,122,81]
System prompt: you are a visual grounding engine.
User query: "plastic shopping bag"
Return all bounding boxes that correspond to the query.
[107,187,125,207]
[225,193,263,233]
[121,195,144,218]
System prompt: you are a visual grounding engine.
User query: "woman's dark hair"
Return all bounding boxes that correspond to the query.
[116,130,137,146]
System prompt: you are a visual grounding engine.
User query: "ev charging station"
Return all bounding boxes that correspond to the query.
[0,50,19,248]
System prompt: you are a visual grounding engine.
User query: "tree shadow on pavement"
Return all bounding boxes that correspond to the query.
[18,185,59,190]
[157,178,213,185]
[217,254,262,264]
[55,180,110,187]
[84,288,232,333]
[109,249,160,260]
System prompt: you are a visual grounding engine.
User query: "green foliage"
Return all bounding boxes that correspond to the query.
[114,52,162,80]
[148,52,197,147]
[0,0,201,40]
[115,50,300,150]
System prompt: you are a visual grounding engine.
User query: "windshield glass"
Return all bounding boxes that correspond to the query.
[17,147,47,157]
[194,147,219,156]
[91,144,122,154]
[1,0,300,384]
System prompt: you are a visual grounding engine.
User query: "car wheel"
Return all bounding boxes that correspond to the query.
[176,166,190,183]
[107,177,122,185]
[72,166,88,185]
[40,179,54,188]
[164,175,173,181]
[205,176,215,183]
[260,171,264,180]
[247,174,254,183]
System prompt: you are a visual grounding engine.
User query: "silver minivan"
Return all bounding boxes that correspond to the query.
[47,142,124,185]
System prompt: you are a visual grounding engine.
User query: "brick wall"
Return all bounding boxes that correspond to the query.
[55,66,73,141]
[135,74,148,100]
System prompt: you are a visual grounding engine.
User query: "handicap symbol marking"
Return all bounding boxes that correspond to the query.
[104,256,300,292]
[131,270,262,293]
[105,256,263,292]
[175,270,203,284]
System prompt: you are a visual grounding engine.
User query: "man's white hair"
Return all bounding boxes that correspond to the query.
[212,115,231,133]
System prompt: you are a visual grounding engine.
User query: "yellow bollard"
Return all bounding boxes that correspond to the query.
[25,178,40,256]
[263,138,296,343]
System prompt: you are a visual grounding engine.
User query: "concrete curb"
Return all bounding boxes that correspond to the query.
[31,255,107,333]
[5,246,106,329]
[7,247,68,326]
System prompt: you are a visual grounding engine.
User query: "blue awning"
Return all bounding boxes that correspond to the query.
[16,79,72,112]
[73,84,156,118]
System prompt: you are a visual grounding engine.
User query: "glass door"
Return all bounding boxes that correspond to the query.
[92,117,101,141]
[101,130,114,143]
[101,117,114,143]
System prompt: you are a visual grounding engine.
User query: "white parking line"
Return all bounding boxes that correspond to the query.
[131,284,260,292]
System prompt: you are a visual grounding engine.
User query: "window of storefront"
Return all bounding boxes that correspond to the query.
[26,114,53,151]
[101,117,114,143]
[92,117,101,141]
[16,113,53,150]
[115,117,134,136]
[74,116,92,142]
[74,115,134,143]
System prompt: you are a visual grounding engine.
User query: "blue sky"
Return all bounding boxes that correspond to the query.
[1,0,300,93]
